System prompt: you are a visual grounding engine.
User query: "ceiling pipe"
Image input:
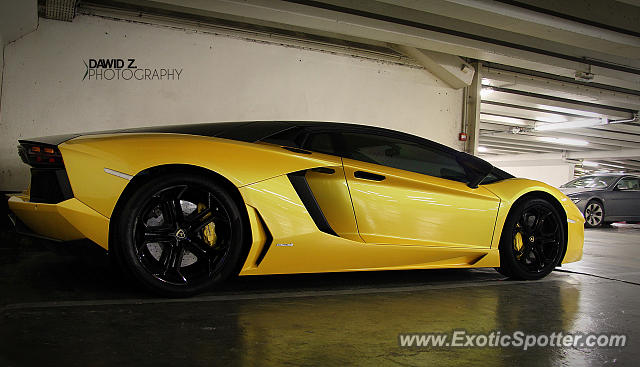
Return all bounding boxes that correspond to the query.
[610,113,640,124]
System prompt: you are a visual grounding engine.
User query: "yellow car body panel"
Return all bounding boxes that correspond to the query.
[342,158,501,248]
[8,126,584,277]
[8,196,110,248]
[482,178,585,264]
[59,134,350,218]
[238,174,501,275]
[304,164,361,241]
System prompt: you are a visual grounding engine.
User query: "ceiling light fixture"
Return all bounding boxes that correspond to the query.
[480,87,494,99]
[534,117,608,131]
[582,161,599,167]
[480,114,528,126]
[538,137,589,146]
[477,146,489,153]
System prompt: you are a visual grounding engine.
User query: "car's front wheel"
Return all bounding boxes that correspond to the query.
[497,198,566,280]
[113,172,246,297]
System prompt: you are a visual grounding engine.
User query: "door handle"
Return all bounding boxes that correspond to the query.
[354,171,385,181]
[310,167,335,174]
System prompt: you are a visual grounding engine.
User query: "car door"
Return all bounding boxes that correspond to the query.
[259,127,361,241]
[338,130,501,248]
[606,176,640,219]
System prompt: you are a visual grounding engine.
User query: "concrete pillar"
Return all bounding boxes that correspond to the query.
[1,40,4,127]
[465,61,481,155]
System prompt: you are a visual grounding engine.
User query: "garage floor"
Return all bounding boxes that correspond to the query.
[0,222,638,366]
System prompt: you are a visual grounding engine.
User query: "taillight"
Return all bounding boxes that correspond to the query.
[18,143,64,167]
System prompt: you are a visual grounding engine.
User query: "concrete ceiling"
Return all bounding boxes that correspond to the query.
[83,0,640,89]
[74,0,640,173]
[478,61,640,175]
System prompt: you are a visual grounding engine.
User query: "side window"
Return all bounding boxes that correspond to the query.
[616,177,640,191]
[303,133,337,156]
[342,132,468,182]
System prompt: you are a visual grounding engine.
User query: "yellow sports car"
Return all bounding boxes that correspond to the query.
[7,121,584,296]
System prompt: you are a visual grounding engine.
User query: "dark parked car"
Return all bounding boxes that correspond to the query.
[560,174,640,227]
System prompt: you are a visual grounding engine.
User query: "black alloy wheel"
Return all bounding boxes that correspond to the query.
[497,198,565,280]
[113,173,245,296]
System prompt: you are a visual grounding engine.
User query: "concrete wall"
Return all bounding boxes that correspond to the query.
[0,14,464,190]
[0,0,37,47]
[1,0,37,175]
[489,161,575,188]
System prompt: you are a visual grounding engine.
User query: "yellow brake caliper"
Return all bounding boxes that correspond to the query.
[197,203,217,247]
[513,224,524,259]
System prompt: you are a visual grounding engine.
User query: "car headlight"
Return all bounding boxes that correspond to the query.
[570,197,581,204]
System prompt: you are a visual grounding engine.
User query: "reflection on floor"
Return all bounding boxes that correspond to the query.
[0,222,638,366]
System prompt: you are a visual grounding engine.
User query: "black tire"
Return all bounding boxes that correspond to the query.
[112,172,246,297]
[0,196,10,230]
[497,198,566,280]
[584,200,605,228]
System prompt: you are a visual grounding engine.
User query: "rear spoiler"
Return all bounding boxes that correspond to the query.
[18,133,81,147]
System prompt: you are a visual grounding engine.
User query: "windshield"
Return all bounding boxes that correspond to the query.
[560,176,618,189]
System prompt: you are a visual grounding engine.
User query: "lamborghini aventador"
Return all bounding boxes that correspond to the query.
[7,121,584,296]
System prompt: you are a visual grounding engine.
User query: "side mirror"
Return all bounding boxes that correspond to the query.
[456,152,494,189]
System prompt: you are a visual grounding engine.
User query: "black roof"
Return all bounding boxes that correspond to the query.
[115,120,420,143]
[19,120,515,182]
[21,121,447,148]
[125,120,463,156]
[20,121,286,146]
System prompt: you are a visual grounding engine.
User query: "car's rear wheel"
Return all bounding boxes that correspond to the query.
[584,200,604,228]
[497,198,565,280]
[113,173,245,297]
